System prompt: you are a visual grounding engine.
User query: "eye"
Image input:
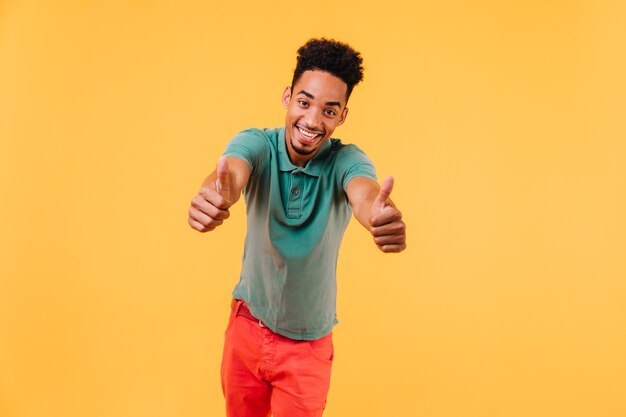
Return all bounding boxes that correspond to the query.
[298,99,309,107]
[324,109,337,117]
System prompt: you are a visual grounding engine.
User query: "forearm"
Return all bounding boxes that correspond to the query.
[352,189,386,230]
[347,177,383,229]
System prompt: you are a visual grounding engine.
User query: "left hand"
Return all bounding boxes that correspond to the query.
[369,176,407,253]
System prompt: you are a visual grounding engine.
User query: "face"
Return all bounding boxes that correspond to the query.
[282,70,349,167]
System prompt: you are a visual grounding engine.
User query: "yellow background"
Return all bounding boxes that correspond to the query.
[1,1,625,416]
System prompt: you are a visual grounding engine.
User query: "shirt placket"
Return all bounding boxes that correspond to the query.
[287,171,303,218]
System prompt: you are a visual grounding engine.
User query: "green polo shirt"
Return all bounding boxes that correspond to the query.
[223,127,377,340]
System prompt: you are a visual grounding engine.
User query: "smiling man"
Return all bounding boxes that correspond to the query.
[188,38,406,417]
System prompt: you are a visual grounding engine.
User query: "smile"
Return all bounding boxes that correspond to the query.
[296,126,322,143]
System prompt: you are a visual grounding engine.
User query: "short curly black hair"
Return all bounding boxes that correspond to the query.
[291,38,364,100]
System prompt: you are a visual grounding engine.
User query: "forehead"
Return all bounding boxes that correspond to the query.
[293,70,348,105]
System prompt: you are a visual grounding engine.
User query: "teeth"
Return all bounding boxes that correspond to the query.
[298,127,318,140]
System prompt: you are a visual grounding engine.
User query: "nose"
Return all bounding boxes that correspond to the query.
[303,109,322,131]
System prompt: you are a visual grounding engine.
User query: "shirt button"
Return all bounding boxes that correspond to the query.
[291,188,300,196]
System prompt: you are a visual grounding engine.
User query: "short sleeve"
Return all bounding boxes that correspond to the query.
[223,128,271,175]
[335,144,377,190]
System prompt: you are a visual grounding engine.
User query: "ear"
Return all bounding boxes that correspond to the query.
[337,107,349,126]
[281,86,291,108]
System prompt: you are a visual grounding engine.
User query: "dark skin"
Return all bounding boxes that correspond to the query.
[188,70,406,252]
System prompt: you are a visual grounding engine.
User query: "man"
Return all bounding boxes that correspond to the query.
[188,38,406,417]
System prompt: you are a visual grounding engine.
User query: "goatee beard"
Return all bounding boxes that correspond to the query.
[291,139,316,155]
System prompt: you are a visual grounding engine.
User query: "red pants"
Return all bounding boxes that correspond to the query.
[221,300,334,417]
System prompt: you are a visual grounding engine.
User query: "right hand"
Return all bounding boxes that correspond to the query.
[188,157,232,232]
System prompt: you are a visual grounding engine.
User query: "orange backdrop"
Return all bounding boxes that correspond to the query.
[1,1,625,416]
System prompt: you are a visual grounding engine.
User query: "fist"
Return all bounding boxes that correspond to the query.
[188,157,232,232]
[369,176,407,253]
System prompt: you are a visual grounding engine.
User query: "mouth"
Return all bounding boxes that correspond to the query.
[296,125,323,145]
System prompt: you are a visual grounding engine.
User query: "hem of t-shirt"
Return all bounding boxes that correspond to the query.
[269,320,336,341]
[231,290,337,341]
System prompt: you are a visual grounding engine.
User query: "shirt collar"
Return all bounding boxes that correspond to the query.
[277,127,331,177]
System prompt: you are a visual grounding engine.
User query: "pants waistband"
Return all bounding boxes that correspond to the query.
[231,298,266,327]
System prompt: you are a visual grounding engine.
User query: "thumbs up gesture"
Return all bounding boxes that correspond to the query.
[188,157,233,232]
[369,176,406,253]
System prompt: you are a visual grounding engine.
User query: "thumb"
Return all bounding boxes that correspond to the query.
[215,156,231,199]
[372,176,394,213]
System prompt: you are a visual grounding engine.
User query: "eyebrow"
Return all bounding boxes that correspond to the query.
[297,90,342,108]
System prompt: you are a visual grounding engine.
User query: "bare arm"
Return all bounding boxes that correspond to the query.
[188,156,250,232]
[346,176,407,253]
